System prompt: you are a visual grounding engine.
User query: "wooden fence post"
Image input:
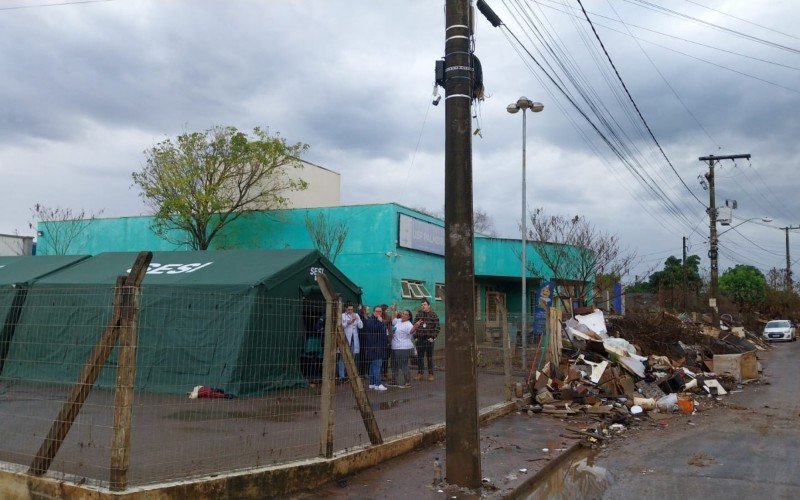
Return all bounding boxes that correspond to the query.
[499,304,512,401]
[109,256,147,490]
[29,252,152,478]
[318,277,336,458]
[317,274,382,449]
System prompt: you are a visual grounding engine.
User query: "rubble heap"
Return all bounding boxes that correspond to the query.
[525,309,762,443]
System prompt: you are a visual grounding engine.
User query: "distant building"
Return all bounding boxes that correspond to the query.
[283,159,340,208]
[35,204,592,324]
[0,234,34,256]
[33,149,593,330]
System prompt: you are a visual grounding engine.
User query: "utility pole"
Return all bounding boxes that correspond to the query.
[682,236,687,312]
[781,226,800,291]
[699,153,750,328]
[443,0,481,488]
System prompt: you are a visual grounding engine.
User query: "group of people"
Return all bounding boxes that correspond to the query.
[339,299,440,391]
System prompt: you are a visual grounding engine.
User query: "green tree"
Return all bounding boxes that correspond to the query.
[719,264,766,312]
[132,126,308,250]
[645,255,702,309]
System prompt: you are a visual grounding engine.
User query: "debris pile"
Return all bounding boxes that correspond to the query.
[525,309,762,443]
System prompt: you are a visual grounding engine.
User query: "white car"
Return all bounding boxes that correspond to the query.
[762,320,796,342]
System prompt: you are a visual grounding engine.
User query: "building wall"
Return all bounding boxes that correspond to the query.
[36,203,592,323]
[0,234,35,256]
[283,160,340,208]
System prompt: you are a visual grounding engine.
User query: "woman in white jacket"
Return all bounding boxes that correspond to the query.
[391,309,421,388]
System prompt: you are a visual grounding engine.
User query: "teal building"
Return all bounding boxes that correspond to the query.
[36,203,592,333]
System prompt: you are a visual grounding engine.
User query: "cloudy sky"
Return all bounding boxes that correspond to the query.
[1,0,799,281]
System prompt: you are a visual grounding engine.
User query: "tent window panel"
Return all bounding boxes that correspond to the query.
[435,283,445,301]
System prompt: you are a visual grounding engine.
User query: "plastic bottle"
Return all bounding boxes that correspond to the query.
[433,457,443,485]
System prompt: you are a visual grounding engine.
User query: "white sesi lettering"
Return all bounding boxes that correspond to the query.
[185,262,214,273]
[125,262,214,275]
[151,263,181,274]
[172,263,199,273]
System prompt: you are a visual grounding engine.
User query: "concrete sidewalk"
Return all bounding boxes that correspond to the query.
[295,411,580,499]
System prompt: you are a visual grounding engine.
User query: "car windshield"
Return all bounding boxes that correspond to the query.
[766,320,790,328]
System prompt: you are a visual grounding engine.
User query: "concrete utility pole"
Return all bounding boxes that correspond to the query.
[699,153,750,328]
[683,236,688,312]
[443,0,481,489]
[781,226,800,291]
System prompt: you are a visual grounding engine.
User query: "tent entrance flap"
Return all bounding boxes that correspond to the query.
[0,286,28,374]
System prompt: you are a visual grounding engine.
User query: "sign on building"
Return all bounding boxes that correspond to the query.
[398,214,445,256]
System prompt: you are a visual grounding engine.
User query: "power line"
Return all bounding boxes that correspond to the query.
[535,0,800,72]
[683,0,800,42]
[0,0,113,11]
[496,0,701,235]
[576,0,707,209]
[625,0,800,56]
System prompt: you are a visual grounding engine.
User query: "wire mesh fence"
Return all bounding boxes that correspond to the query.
[0,283,526,489]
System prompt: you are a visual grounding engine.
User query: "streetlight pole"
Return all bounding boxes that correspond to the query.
[507,97,543,370]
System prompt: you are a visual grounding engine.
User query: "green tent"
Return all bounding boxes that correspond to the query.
[1,249,361,397]
[0,255,90,373]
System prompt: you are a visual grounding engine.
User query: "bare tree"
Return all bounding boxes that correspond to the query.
[766,267,788,290]
[304,212,349,263]
[473,207,496,236]
[132,126,308,250]
[30,204,104,255]
[411,206,444,219]
[412,205,495,236]
[524,208,636,308]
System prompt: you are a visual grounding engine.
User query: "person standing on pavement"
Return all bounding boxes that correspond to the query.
[380,303,392,381]
[414,299,440,381]
[357,305,370,377]
[360,305,389,391]
[391,309,421,388]
[338,303,363,380]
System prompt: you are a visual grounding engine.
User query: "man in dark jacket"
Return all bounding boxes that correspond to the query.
[414,299,440,381]
[361,305,389,391]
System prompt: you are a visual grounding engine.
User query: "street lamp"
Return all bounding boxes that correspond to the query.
[718,217,773,237]
[710,215,772,327]
[507,97,543,368]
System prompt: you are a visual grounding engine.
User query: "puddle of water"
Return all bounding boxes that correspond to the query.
[364,398,411,411]
[168,409,252,422]
[168,401,318,422]
[522,447,613,500]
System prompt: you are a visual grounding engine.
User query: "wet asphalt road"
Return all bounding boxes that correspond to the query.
[596,341,800,499]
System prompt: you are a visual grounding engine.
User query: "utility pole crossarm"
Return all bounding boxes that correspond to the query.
[699,154,751,161]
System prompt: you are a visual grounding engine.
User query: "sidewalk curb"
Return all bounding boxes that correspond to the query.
[0,399,522,499]
[501,442,585,499]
